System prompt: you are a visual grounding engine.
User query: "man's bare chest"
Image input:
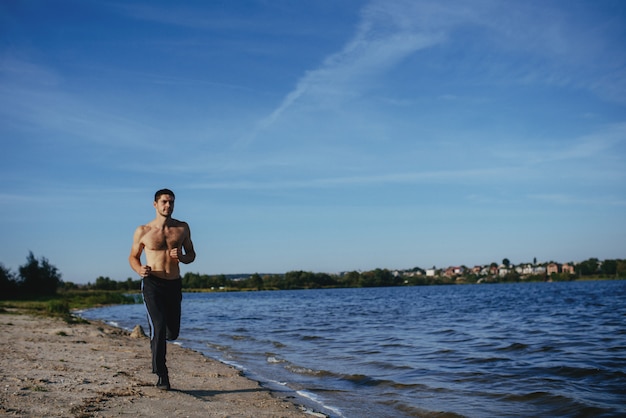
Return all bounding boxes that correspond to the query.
[142,227,184,250]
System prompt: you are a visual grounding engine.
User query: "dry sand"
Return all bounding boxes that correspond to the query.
[0,311,324,417]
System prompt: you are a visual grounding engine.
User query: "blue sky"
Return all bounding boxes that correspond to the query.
[1,0,625,284]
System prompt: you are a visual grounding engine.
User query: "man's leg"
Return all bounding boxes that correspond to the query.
[165,279,182,341]
[142,276,169,384]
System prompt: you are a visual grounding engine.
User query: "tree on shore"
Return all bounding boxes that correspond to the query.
[578,258,600,276]
[250,273,263,290]
[0,263,17,296]
[17,252,62,296]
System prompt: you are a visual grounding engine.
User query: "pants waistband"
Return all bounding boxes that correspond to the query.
[144,274,181,282]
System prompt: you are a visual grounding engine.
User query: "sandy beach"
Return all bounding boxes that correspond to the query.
[0,311,320,417]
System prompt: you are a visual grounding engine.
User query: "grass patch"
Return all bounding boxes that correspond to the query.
[48,299,70,315]
[65,291,140,310]
[0,290,138,321]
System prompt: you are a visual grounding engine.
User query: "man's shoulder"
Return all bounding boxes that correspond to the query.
[134,224,153,235]
[169,218,189,228]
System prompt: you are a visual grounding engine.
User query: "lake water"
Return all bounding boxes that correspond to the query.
[80,280,626,417]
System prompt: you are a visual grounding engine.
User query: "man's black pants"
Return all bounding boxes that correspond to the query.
[142,275,182,377]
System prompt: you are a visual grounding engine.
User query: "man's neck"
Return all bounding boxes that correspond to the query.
[153,215,172,228]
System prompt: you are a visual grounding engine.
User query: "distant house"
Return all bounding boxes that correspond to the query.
[547,263,559,275]
[562,263,575,274]
[444,266,464,277]
[521,264,534,275]
[426,269,436,277]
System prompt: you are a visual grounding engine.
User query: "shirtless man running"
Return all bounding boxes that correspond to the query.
[129,189,196,390]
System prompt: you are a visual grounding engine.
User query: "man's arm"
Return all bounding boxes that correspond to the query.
[179,223,196,264]
[129,226,151,277]
[167,222,196,264]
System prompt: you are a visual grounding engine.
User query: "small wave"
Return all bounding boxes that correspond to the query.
[235,317,264,321]
[267,356,285,364]
[365,361,414,372]
[267,378,288,387]
[500,388,619,416]
[501,391,555,402]
[381,399,466,418]
[205,342,229,351]
[467,356,510,364]
[230,334,251,341]
[547,365,603,379]
[219,358,246,371]
[283,364,386,388]
[533,345,557,353]
[352,349,382,355]
[606,345,626,352]
[497,390,613,416]
[296,390,345,418]
[430,328,458,335]
[335,372,425,390]
[497,342,530,351]
[302,335,324,341]
[341,374,382,386]
[380,343,414,349]
[284,363,425,391]
[285,364,324,376]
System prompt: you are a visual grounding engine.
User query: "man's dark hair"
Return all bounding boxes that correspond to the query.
[154,188,175,202]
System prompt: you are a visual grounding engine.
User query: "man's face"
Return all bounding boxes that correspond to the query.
[154,194,175,217]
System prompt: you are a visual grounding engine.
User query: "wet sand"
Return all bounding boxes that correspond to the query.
[0,312,322,417]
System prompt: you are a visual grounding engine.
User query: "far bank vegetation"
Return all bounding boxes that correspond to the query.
[1,254,624,305]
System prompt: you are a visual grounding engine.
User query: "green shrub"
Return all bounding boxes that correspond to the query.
[47,300,70,315]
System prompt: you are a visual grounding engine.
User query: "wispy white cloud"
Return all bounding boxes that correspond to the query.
[186,166,517,191]
[490,123,626,167]
[554,124,626,161]
[109,3,232,30]
[0,59,162,149]
[109,1,326,38]
[0,56,62,86]
[0,193,43,203]
[468,1,626,101]
[245,0,626,148]
[242,0,447,144]
[528,193,626,207]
